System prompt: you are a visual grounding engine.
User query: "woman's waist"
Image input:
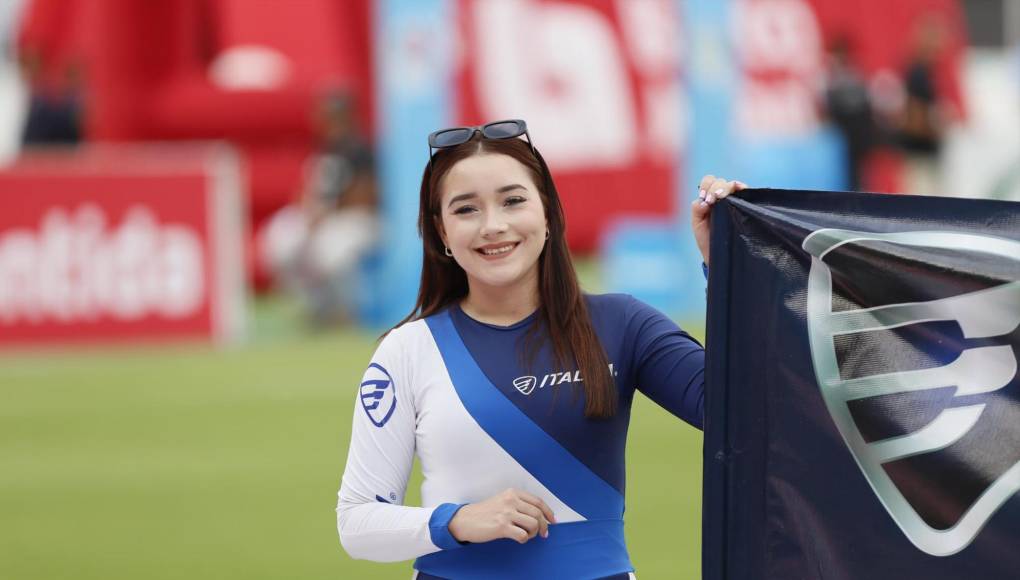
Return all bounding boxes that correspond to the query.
[421,478,624,523]
[415,519,632,580]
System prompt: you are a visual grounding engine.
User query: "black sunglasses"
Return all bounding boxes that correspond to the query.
[427,119,535,171]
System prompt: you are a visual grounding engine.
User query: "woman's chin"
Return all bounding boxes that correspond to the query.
[470,274,520,290]
[466,267,532,291]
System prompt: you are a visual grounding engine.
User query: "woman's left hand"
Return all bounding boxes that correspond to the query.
[691,175,747,266]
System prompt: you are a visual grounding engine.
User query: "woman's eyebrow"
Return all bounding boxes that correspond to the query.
[447,184,526,208]
[447,192,478,207]
[496,183,526,194]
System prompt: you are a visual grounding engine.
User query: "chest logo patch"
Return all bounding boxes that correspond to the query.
[511,364,618,396]
[360,363,397,427]
[513,376,538,395]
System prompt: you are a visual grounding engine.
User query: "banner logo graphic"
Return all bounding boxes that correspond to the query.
[803,229,1020,556]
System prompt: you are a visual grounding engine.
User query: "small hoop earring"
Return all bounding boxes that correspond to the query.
[444,246,453,257]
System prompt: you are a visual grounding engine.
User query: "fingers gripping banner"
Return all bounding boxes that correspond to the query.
[702,190,1020,580]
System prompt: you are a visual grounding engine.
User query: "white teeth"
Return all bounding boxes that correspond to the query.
[480,244,516,256]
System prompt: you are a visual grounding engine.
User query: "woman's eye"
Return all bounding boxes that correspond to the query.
[452,206,476,215]
[505,196,526,207]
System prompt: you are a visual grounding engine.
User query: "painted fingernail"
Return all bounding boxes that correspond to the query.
[714,188,724,195]
[698,189,706,200]
[706,195,715,203]
[700,200,709,207]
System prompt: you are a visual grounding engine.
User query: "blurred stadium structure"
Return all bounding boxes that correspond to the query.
[0,0,1017,342]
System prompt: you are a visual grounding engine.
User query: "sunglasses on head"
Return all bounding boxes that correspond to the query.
[427,119,535,171]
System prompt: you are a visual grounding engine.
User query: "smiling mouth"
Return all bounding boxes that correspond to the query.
[475,242,520,257]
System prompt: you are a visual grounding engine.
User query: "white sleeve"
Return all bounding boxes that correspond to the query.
[336,326,463,562]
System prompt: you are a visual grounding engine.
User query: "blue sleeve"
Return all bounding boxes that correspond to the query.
[428,503,468,550]
[625,296,705,430]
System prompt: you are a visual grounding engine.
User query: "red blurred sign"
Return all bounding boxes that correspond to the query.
[456,0,683,252]
[0,146,246,345]
[733,0,826,136]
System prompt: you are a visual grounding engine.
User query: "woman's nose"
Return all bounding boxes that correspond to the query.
[480,211,509,236]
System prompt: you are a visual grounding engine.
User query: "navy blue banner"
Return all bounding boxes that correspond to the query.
[703,190,1020,580]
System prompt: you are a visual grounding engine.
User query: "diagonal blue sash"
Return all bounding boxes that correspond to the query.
[425,310,623,520]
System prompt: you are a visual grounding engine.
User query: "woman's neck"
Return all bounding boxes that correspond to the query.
[461,277,540,327]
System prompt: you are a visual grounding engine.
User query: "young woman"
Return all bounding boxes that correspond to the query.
[337,119,744,579]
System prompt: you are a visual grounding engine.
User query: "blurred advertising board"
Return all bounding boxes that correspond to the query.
[455,0,684,252]
[0,145,247,346]
[374,0,968,326]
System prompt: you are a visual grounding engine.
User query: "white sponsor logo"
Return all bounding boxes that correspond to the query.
[803,228,1020,557]
[512,363,618,396]
[0,204,205,324]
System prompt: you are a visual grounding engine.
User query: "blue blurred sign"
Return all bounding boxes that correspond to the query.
[367,0,453,328]
[601,218,704,321]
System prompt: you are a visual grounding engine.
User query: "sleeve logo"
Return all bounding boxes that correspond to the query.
[360,363,397,427]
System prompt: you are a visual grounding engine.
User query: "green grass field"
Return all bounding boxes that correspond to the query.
[0,319,705,579]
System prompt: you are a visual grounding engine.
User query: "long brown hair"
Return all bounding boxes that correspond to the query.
[392,133,617,418]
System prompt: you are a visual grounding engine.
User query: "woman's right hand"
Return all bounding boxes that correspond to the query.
[691,175,747,266]
[448,488,557,544]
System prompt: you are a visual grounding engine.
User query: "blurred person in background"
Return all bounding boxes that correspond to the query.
[897,14,953,196]
[15,0,84,147]
[260,90,378,327]
[335,119,742,578]
[822,37,878,192]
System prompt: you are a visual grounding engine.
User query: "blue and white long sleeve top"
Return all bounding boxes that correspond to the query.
[337,293,705,579]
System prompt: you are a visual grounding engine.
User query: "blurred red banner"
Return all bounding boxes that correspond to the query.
[0,146,246,346]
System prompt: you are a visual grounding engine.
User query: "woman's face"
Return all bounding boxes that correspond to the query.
[437,152,548,295]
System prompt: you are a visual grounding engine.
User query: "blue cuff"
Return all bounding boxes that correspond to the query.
[428,503,468,550]
[702,262,709,280]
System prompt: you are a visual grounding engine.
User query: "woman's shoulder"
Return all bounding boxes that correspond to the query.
[377,317,434,351]
[584,292,676,327]
[582,292,644,327]
[368,318,441,382]
[583,292,635,307]
[583,292,650,314]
